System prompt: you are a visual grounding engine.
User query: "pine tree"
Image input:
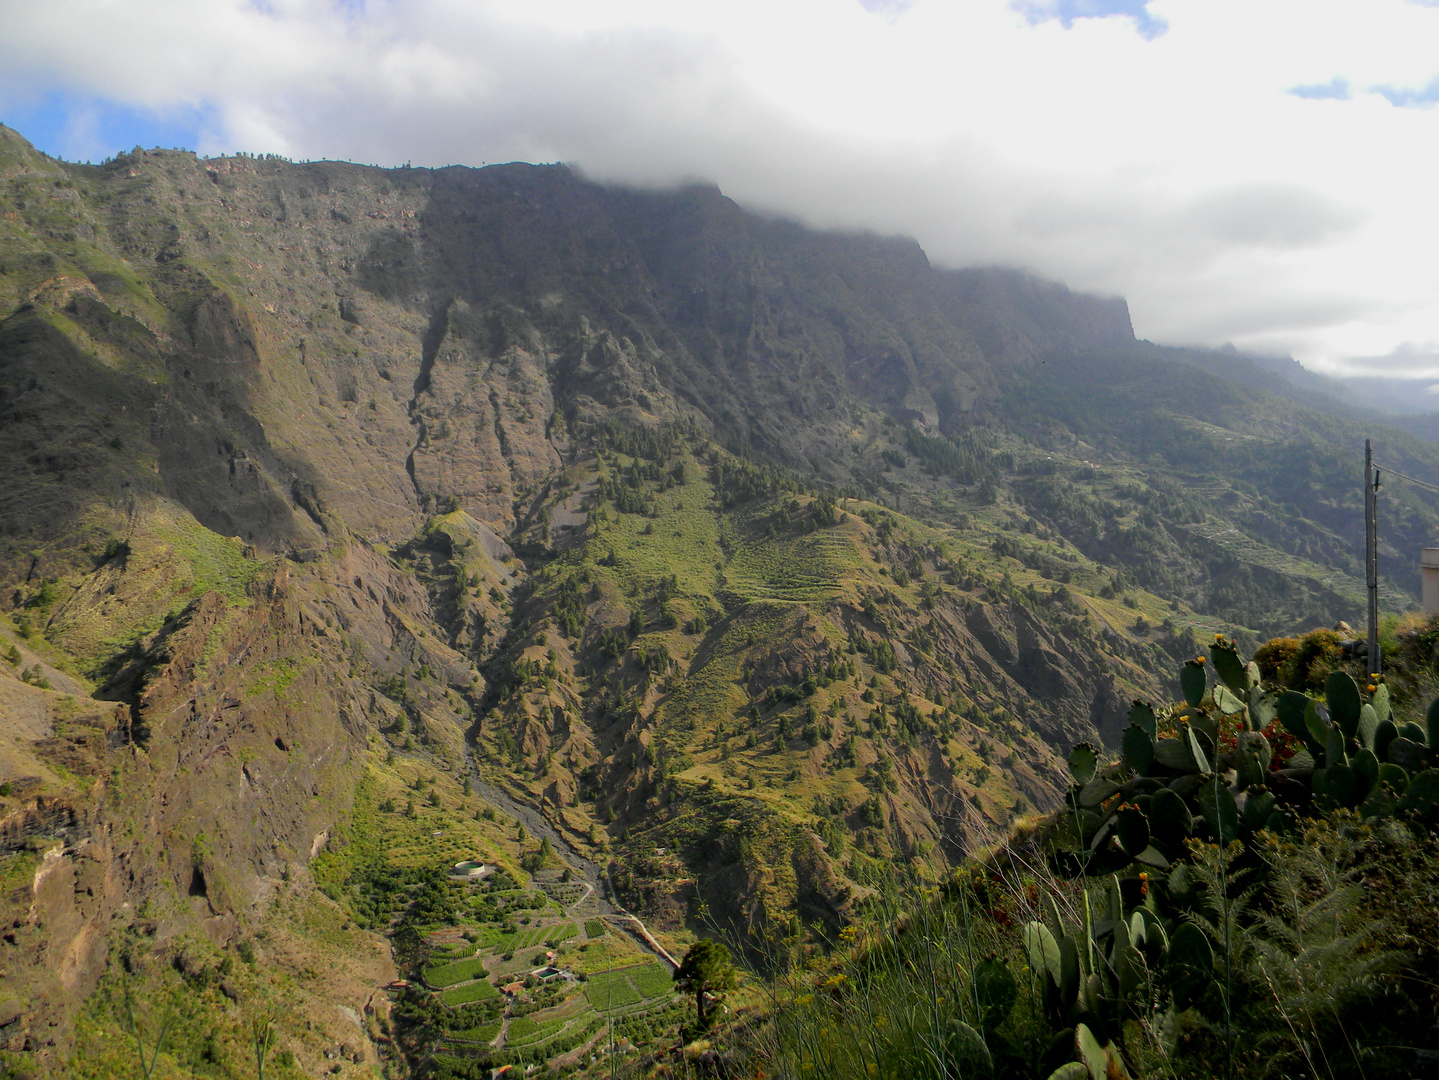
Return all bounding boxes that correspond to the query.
[673,939,737,1030]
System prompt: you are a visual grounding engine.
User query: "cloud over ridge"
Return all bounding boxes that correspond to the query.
[1,0,1437,374]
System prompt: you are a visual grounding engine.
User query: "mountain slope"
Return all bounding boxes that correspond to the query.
[3,124,1439,1073]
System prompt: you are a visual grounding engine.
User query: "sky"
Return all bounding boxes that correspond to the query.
[0,0,1436,378]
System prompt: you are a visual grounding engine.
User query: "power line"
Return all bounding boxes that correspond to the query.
[1372,460,1439,496]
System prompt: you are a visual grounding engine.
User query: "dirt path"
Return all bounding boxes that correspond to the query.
[565,880,595,913]
[606,914,680,968]
[464,764,677,971]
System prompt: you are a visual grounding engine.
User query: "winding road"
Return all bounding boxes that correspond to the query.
[464,763,678,970]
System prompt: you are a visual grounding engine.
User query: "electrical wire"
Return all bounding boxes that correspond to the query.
[1372,460,1439,496]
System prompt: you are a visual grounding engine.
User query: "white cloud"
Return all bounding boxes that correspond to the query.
[0,0,1436,374]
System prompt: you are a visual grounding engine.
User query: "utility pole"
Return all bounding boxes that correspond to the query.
[1365,439,1381,678]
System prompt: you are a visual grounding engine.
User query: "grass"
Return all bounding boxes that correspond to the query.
[591,453,723,602]
[583,963,673,1013]
[358,757,518,868]
[309,756,531,931]
[423,956,487,988]
[151,510,262,604]
[244,656,314,699]
[655,600,792,743]
[452,1019,501,1043]
[726,517,859,603]
[491,925,551,955]
[429,940,477,961]
[742,812,1439,1080]
[585,973,642,1011]
[440,979,500,1006]
[0,851,39,896]
[567,934,650,976]
[505,1014,567,1046]
[545,922,577,945]
[627,963,674,998]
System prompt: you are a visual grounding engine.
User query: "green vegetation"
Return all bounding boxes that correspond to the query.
[150,511,262,604]
[423,956,487,988]
[724,636,1439,1080]
[673,939,736,1030]
[454,1018,501,1043]
[503,1014,565,1045]
[489,925,553,955]
[439,980,500,1006]
[583,970,643,1011]
[629,962,677,999]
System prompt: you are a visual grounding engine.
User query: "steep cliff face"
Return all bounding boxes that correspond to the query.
[1,127,1134,578]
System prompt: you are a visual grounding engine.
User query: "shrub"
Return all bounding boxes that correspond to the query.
[1252,635,1299,682]
[1278,627,1344,690]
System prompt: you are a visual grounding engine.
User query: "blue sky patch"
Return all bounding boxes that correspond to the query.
[1013,0,1167,40]
[1289,77,1352,101]
[0,92,217,163]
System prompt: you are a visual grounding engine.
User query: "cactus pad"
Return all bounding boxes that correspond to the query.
[974,956,1018,1030]
[1388,737,1429,773]
[944,1019,994,1079]
[1197,775,1240,843]
[1166,922,1214,1006]
[1371,682,1391,723]
[1210,639,1248,694]
[1276,690,1311,742]
[1235,730,1271,790]
[1024,921,1062,988]
[1114,804,1150,857]
[1122,724,1155,774]
[1128,700,1158,739]
[1180,660,1207,708]
[1376,762,1408,793]
[1396,768,1439,818]
[1068,743,1099,786]
[1374,718,1399,762]
[1325,671,1362,739]
[1148,786,1193,848]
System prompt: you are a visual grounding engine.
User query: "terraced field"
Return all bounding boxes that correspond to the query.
[423,956,487,988]
[451,1019,501,1045]
[440,980,501,1006]
[727,529,856,603]
[487,922,574,955]
[505,1015,568,1047]
[537,880,590,907]
[583,963,675,1015]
